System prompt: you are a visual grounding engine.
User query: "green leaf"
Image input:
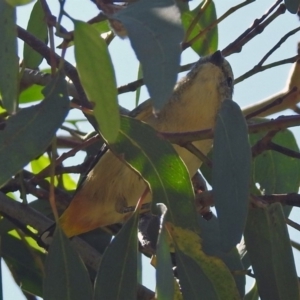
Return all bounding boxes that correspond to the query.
[284,0,300,13]
[0,0,18,113]
[198,215,245,298]
[244,203,299,300]
[110,116,198,231]
[182,0,218,56]
[212,100,251,251]
[0,73,69,187]
[19,84,44,103]
[156,204,174,300]
[5,0,34,6]
[92,20,111,34]
[94,207,139,300]
[169,225,240,300]
[73,20,119,143]
[31,155,76,190]
[78,228,111,255]
[244,282,259,300]
[44,227,93,300]
[114,0,184,112]
[250,128,300,194]
[1,233,45,297]
[23,0,48,68]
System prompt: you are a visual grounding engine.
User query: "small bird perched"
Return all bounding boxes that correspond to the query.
[59,50,234,237]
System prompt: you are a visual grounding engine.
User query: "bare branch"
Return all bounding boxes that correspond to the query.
[235,55,300,84]
[222,2,285,57]
[183,0,256,51]
[183,143,212,168]
[158,114,300,145]
[244,87,298,119]
[286,218,300,231]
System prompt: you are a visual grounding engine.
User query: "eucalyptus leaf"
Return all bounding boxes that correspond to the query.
[44,227,93,300]
[212,100,251,251]
[0,74,69,187]
[182,0,218,55]
[169,225,240,300]
[23,0,48,68]
[110,116,198,231]
[244,203,299,300]
[74,20,120,143]
[250,128,300,194]
[1,233,45,297]
[94,207,139,300]
[114,0,184,112]
[156,204,174,300]
[284,0,300,13]
[0,0,18,113]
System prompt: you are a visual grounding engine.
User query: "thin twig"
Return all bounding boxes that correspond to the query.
[117,62,193,94]
[222,1,285,56]
[227,0,283,50]
[286,218,300,231]
[183,0,212,43]
[235,55,300,84]
[252,130,280,158]
[158,114,300,145]
[244,87,298,119]
[16,26,91,109]
[183,0,255,51]
[183,143,212,168]
[31,135,100,182]
[269,142,300,159]
[258,26,300,66]
[234,25,300,84]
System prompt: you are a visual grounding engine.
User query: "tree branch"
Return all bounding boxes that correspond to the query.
[235,55,300,84]
[158,114,300,145]
[183,0,256,51]
[222,2,285,57]
[243,87,298,119]
[17,26,91,109]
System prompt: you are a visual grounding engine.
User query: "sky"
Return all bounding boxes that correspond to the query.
[3,0,300,299]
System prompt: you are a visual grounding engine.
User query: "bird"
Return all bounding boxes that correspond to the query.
[58,50,234,237]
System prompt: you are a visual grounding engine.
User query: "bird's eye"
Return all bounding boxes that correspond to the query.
[227,77,233,87]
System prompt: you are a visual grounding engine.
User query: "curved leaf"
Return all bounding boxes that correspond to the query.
[110,116,198,231]
[114,0,183,112]
[168,224,240,300]
[198,215,245,298]
[74,20,120,143]
[44,227,93,300]
[23,0,48,69]
[284,0,300,13]
[0,0,18,113]
[156,204,174,300]
[5,0,34,6]
[212,100,251,251]
[182,0,218,55]
[1,233,45,297]
[94,207,139,300]
[0,74,69,187]
[250,127,300,194]
[244,203,299,300]
[19,84,44,103]
[244,282,259,300]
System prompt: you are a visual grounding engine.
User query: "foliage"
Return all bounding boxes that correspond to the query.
[0,0,300,299]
